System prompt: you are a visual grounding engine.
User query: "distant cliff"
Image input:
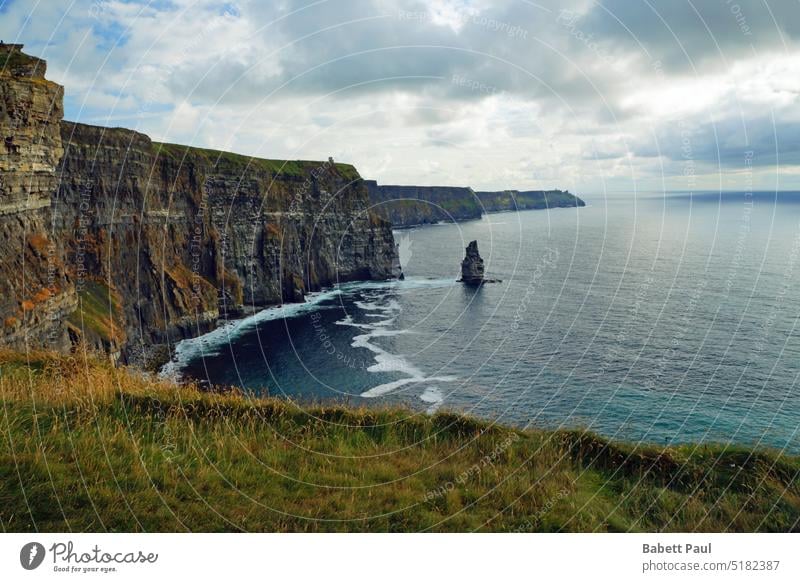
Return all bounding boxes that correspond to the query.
[1,45,400,365]
[365,181,481,227]
[366,181,585,228]
[476,190,585,212]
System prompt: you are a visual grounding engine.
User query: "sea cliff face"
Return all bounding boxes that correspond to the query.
[1,46,399,364]
[365,181,481,227]
[366,180,585,228]
[0,45,77,351]
[476,189,586,212]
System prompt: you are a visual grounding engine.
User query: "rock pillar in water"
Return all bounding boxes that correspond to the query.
[459,240,485,284]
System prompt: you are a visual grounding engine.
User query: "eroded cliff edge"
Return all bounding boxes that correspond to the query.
[1,46,400,365]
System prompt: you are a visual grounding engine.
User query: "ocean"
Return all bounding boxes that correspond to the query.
[163,191,800,452]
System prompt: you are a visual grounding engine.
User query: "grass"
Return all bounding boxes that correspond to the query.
[0,49,45,76]
[376,197,483,225]
[0,351,798,532]
[66,281,124,344]
[477,190,585,211]
[152,141,361,182]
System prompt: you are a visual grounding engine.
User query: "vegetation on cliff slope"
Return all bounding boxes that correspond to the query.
[66,281,124,345]
[153,141,361,180]
[0,351,797,532]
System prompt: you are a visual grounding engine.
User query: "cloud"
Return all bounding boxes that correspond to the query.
[581,0,800,73]
[2,0,800,191]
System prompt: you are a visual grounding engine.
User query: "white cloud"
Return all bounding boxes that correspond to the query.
[3,0,800,191]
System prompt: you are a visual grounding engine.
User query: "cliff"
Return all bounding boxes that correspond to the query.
[366,181,585,228]
[476,189,586,211]
[0,44,77,350]
[1,46,400,364]
[365,181,481,227]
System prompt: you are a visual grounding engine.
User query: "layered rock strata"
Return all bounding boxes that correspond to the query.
[0,44,76,350]
[1,45,400,364]
[475,189,586,212]
[459,240,485,284]
[365,181,481,227]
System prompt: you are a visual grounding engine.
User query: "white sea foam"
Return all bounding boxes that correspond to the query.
[361,376,457,398]
[159,288,342,380]
[160,277,460,411]
[360,378,420,397]
[354,299,401,313]
[420,385,444,404]
[346,291,458,402]
[368,351,421,376]
[420,385,445,414]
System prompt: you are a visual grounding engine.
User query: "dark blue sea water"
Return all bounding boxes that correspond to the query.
[163,191,800,452]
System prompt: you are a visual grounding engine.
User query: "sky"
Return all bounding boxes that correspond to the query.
[2,0,800,193]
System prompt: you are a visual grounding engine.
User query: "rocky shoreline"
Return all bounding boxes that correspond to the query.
[0,44,401,364]
[1,43,576,366]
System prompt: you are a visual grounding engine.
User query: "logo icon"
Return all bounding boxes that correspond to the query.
[20,542,46,570]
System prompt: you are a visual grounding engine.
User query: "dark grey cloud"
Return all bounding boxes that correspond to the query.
[632,113,800,168]
[6,0,800,189]
[164,0,619,112]
[581,0,800,72]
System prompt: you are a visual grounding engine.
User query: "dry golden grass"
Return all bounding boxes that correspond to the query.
[1,350,798,532]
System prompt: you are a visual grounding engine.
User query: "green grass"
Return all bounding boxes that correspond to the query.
[152,141,360,181]
[0,351,798,532]
[66,281,123,344]
[477,190,585,211]
[0,49,44,75]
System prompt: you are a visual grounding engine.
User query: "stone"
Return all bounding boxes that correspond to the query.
[0,44,75,351]
[459,240,484,284]
[458,240,501,285]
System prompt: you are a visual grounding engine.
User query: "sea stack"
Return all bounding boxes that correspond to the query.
[459,240,485,284]
[458,240,501,284]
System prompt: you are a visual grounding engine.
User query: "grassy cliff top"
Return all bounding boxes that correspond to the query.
[1,351,797,532]
[152,141,361,181]
[58,122,361,182]
[0,46,47,78]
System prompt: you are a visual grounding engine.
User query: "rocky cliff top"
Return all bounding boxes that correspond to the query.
[365,180,482,227]
[0,44,47,78]
[476,189,586,211]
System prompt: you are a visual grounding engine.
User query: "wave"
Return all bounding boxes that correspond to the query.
[361,376,457,398]
[420,385,445,414]
[160,277,460,408]
[337,298,423,381]
[159,287,343,380]
[343,290,459,402]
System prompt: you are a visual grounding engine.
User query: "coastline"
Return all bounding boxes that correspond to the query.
[386,198,587,229]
